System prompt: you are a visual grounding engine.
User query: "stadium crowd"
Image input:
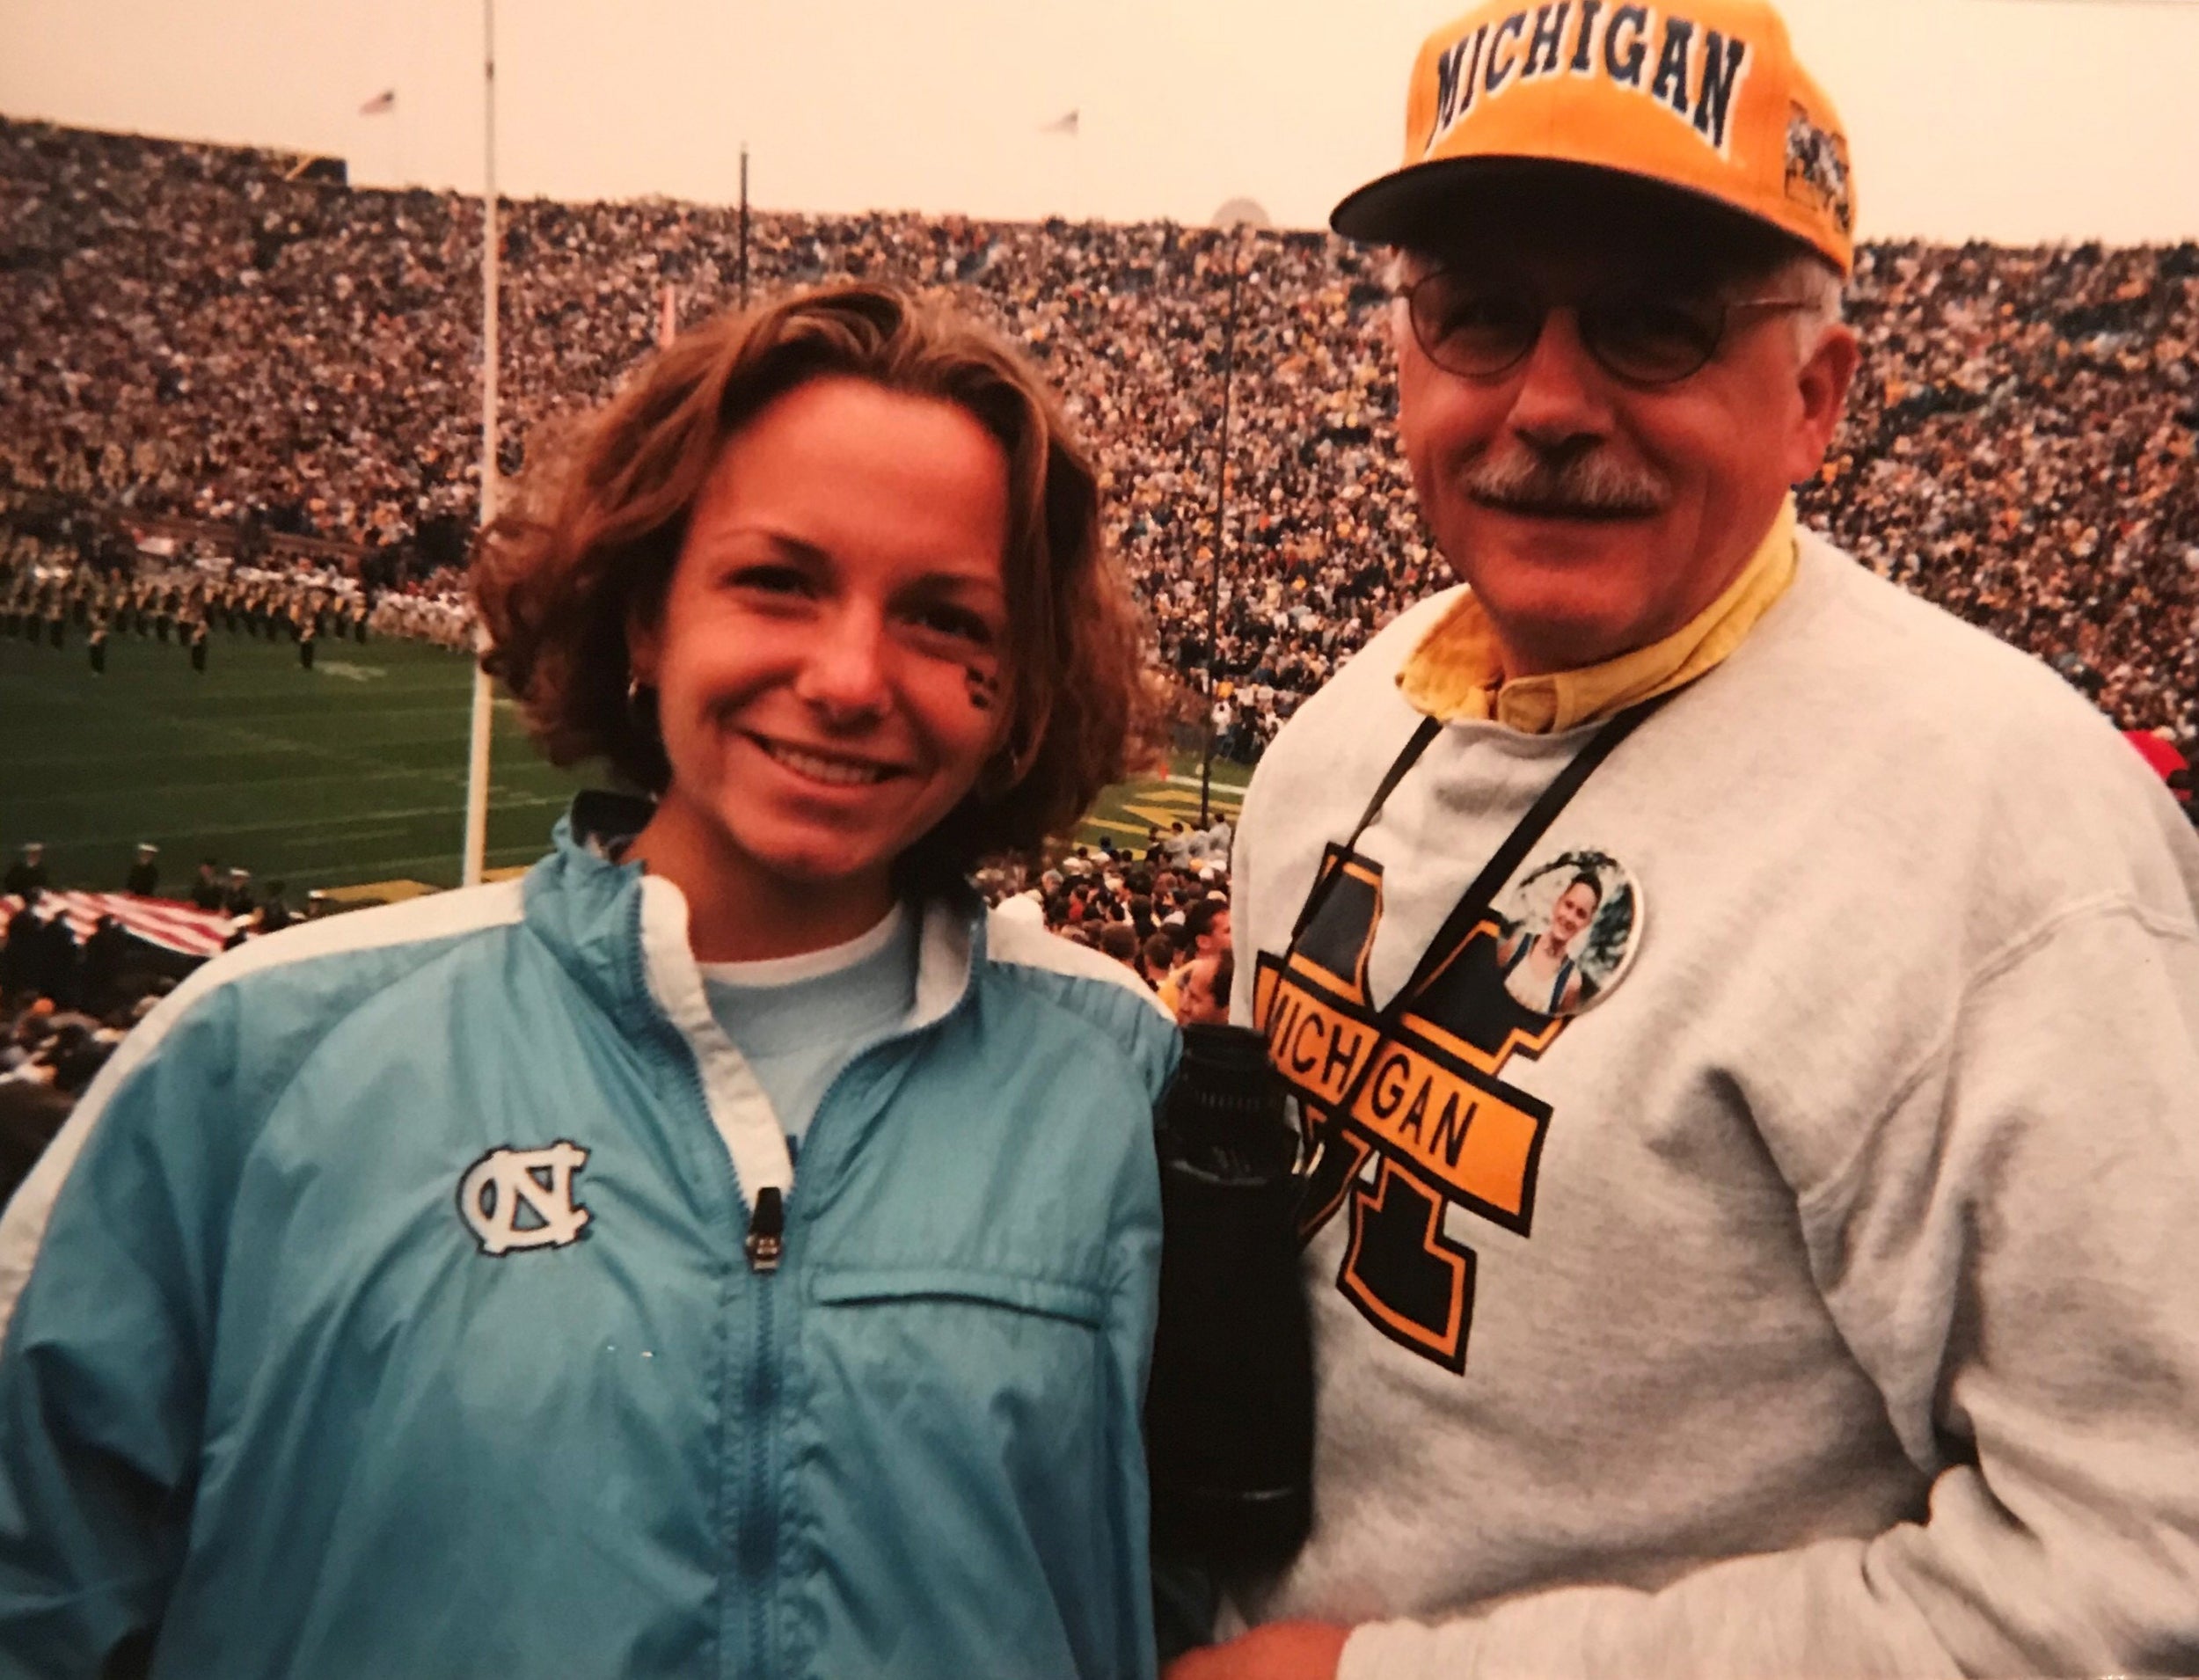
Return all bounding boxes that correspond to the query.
[0,830,327,1202]
[0,118,2188,1150]
[0,873,157,1206]
[2,116,2192,756]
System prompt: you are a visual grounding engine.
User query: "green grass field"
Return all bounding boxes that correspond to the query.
[1081,749,1246,853]
[0,628,1243,896]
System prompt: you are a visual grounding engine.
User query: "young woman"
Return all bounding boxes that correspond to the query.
[0,284,1176,1678]
[1497,873,1602,1016]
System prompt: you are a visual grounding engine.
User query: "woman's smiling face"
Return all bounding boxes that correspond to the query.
[1547,880,1600,948]
[629,376,1012,909]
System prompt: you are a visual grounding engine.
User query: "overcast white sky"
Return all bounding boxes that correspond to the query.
[3,0,2196,242]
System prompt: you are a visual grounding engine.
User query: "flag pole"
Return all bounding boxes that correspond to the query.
[738,145,750,308]
[1201,199,1269,828]
[460,0,498,887]
[1202,261,1238,830]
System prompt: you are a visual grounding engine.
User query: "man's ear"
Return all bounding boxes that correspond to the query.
[1788,322,1860,486]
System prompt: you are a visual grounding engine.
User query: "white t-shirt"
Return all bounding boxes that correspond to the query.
[698,904,917,1146]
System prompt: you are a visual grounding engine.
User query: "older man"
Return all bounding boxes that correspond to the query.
[1198,3,2199,1676]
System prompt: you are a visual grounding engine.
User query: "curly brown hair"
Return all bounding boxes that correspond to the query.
[471,281,1160,892]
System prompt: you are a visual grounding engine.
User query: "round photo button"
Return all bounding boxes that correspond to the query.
[1491,851,1642,1019]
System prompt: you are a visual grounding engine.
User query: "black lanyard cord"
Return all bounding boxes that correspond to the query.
[1389,689,1676,1007]
[1287,714,1442,944]
[1280,686,1684,1141]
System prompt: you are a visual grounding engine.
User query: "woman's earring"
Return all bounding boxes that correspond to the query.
[977,744,1020,801]
[625,676,656,732]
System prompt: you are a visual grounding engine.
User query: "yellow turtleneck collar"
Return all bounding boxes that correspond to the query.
[1396,498,1799,734]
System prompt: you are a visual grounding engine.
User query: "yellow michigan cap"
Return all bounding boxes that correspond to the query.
[1333,0,1856,273]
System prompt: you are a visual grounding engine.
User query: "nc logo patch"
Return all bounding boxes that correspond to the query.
[457,1142,592,1255]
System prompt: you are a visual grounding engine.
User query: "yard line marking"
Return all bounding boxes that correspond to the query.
[312,844,547,887]
[26,796,572,852]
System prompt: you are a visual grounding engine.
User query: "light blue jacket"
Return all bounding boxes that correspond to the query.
[0,809,1177,1678]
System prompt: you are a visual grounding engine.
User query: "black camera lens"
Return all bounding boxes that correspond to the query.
[1148,1024,1314,1567]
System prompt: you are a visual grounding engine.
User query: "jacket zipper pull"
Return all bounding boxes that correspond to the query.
[744,1187,785,1274]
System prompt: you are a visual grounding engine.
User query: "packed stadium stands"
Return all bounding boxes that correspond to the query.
[2,113,2194,758]
[1,112,2192,1178]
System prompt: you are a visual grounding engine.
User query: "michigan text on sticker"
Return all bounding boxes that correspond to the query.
[1260,971,1545,1224]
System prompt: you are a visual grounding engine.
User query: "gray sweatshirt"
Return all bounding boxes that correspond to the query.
[1228,533,2199,1677]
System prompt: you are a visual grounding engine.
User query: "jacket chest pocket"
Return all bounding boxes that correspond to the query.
[794,1268,1141,1675]
[807,1266,1109,1428]
[798,1267,1120,1572]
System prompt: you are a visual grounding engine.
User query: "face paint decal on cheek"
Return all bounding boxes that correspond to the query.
[965,665,1001,713]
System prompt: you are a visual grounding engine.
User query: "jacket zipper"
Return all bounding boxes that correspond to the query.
[742,1278,778,1678]
[744,1187,785,1272]
[629,915,784,1677]
[628,886,977,1676]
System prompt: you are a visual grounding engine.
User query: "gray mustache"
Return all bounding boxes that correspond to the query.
[1462,451,1668,516]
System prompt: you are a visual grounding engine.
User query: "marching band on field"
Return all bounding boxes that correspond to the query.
[0,531,426,672]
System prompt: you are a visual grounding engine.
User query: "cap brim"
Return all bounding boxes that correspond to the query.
[1332,156,1517,244]
[1331,154,1820,264]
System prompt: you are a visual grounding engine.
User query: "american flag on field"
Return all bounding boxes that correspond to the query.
[5,893,240,961]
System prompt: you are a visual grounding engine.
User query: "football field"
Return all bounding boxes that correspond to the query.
[0,630,1243,898]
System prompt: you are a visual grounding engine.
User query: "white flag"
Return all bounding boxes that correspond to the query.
[1040,109,1078,136]
[359,90,396,117]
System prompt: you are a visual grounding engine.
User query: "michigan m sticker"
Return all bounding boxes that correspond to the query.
[1256,844,1602,1374]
